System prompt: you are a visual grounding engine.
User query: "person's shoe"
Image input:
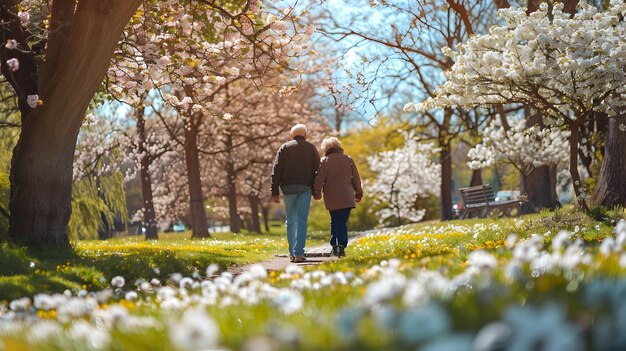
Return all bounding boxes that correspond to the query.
[289,255,295,262]
[337,246,345,257]
[331,246,338,257]
[294,255,306,263]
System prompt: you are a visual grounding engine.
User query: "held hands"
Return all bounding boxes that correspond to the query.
[272,195,280,204]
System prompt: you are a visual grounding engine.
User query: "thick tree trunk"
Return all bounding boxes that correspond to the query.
[469,169,483,186]
[261,205,270,232]
[136,106,158,240]
[520,166,559,214]
[518,110,559,213]
[184,119,209,238]
[248,195,261,234]
[592,116,626,207]
[7,0,141,246]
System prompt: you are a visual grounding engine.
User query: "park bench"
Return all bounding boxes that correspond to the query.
[458,184,525,219]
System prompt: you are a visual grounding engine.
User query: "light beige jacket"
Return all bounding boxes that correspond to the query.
[313,148,363,211]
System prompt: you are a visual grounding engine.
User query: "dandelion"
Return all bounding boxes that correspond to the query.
[205,264,219,277]
[249,264,268,280]
[169,307,220,350]
[125,291,138,301]
[9,297,31,311]
[27,321,62,345]
[170,273,183,285]
[179,277,194,290]
[69,320,111,350]
[468,250,498,269]
[111,276,125,288]
[272,289,304,314]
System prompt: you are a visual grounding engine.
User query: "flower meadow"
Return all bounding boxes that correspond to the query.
[2,216,626,350]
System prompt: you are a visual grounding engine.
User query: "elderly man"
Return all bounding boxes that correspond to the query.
[270,124,320,262]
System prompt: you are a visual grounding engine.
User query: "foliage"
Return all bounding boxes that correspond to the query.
[0,125,18,241]
[68,173,128,240]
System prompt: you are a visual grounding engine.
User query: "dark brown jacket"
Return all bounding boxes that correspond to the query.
[313,148,363,211]
[270,136,320,196]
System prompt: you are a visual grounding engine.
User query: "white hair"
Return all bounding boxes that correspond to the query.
[321,137,342,153]
[290,124,307,137]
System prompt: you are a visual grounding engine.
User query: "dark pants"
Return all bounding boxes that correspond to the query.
[329,208,352,248]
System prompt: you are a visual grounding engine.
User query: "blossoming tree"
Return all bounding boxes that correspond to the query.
[406,1,626,209]
[466,116,570,211]
[368,133,441,225]
[111,0,310,238]
[319,0,498,220]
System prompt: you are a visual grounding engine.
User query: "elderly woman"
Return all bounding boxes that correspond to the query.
[313,137,363,257]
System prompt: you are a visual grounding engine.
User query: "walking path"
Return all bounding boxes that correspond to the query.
[229,231,369,275]
[229,244,336,275]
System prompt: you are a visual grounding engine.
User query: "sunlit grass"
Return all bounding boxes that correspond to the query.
[2,208,625,351]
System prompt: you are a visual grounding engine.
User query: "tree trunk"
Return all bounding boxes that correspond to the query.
[248,195,261,234]
[592,115,626,207]
[569,124,588,210]
[439,109,453,221]
[226,184,240,233]
[7,0,142,246]
[184,118,209,238]
[518,110,559,213]
[97,211,112,240]
[520,166,559,214]
[261,205,270,232]
[96,177,113,240]
[469,169,483,186]
[136,106,158,240]
[225,134,240,233]
[440,145,453,220]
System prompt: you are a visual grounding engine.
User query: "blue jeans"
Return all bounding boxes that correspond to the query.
[283,190,312,256]
[330,208,352,248]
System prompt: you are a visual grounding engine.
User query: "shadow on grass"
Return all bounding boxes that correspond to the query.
[0,242,241,300]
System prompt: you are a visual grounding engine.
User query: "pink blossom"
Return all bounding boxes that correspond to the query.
[6,58,19,71]
[5,39,18,50]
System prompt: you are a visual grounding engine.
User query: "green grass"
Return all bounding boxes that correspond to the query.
[1,208,626,350]
[1,208,620,301]
[0,223,302,300]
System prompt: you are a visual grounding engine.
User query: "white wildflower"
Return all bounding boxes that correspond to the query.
[111,276,125,288]
[169,307,220,350]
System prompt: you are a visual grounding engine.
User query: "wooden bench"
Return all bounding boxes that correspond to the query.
[458,184,525,219]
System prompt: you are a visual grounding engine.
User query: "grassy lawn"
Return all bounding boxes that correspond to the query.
[0,222,306,301]
[1,207,625,351]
